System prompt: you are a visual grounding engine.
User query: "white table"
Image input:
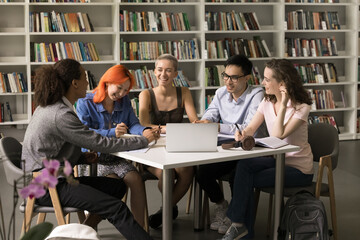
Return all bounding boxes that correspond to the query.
[113,137,299,240]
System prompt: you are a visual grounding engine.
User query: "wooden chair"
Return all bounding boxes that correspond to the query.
[254,123,339,239]
[0,137,86,233]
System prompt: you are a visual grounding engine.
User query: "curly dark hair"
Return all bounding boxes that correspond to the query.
[34,59,81,107]
[264,59,312,106]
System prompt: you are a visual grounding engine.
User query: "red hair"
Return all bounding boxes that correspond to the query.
[93,65,135,103]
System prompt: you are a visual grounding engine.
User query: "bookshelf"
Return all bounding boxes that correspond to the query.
[0,0,359,141]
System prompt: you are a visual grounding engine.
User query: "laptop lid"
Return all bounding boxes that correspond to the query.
[166,123,218,152]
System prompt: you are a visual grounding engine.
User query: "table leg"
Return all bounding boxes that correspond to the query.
[163,169,173,240]
[193,166,203,231]
[273,153,285,239]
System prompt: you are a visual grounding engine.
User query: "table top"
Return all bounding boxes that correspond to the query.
[112,137,300,170]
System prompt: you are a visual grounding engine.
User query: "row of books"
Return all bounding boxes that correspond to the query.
[294,63,337,84]
[30,11,94,33]
[85,70,98,91]
[0,102,13,122]
[308,115,339,132]
[0,72,27,94]
[120,38,200,61]
[120,11,191,32]
[205,65,261,87]
[286,10,340,30]
[285,0,338,2]
[122,0,185,2]
[307,89,335,110]
[131,97,139,117]
[205,11,261,31]
[285,37,338,57]
[30,41,99,63]
[30,0,90,2]
[205,0,269,2]
[130,67,190,89]
[206,36,271,59]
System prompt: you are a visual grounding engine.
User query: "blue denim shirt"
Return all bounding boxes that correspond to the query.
[76,93,146,137]
[202,85,267,137]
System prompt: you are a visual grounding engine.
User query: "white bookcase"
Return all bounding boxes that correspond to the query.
[0,0,358,140]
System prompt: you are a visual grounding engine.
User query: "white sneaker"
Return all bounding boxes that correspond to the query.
[210,200,228,231]
[218,217,231,234]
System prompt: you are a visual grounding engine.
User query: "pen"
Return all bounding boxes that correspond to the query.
[235,123,242,136]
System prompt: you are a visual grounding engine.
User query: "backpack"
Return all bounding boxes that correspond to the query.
[278,190,329,240]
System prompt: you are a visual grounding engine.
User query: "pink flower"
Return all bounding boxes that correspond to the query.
[34,169,58,188]
[20,183,46,199]
[43,159,60,176]
[63,160,72,176]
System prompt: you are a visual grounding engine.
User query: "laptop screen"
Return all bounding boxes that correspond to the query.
[166,123,218,152]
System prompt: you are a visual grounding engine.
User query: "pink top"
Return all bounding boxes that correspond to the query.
[258,99,313,174]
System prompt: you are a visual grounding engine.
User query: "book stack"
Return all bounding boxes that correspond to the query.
[285,36,338,57]
[0,72,27,93]
[120,11,191,32]
[293,63,337,84]
[308,115,339,132]
[205,11,261,31]
[30,41,100,62]
[286,10,340,30]
[120,38,200,61]
[30,11,94,33]
[205,94,215,110]
[206,36,271,59]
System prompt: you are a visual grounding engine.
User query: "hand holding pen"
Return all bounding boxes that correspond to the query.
[234,123,244,141]
[115,122,128,138]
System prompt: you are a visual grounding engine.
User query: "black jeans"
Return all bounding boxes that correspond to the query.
[195,160,237,203]
[37,176,152,240]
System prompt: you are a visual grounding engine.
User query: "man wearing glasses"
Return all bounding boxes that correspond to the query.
[195,54,267,236]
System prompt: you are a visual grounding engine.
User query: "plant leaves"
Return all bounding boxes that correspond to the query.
[20,222,53,240]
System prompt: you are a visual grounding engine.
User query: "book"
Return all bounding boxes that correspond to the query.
[5,102,13,122]
[254,136,288,149]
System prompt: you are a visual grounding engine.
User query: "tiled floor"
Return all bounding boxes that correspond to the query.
[1,140,360,239]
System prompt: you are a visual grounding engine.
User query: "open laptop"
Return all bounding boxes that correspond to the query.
[166,123,218,152]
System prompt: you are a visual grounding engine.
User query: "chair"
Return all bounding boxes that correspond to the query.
[0,137,86,233]
[254,123,339,240]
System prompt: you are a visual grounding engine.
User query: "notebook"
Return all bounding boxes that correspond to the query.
[166,123,218,152]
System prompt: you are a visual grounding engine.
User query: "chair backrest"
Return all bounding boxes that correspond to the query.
[308,123,339,170]
[0,137,26,187]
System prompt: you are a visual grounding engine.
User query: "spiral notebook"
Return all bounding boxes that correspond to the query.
[166,123,218,152]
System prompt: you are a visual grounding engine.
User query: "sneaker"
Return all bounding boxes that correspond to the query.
[218,217,231,234]
[220,223,248,240]
[148,205,178,229]
[210,200,228,231]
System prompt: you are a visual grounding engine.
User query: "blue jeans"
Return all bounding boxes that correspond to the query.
[227,156,313,237]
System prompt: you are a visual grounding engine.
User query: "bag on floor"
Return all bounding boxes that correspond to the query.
[278,190,329,240]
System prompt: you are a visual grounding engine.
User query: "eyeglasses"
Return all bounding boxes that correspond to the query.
[221,72,245,83]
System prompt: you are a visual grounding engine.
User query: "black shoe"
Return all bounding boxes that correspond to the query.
[148,205,178,229]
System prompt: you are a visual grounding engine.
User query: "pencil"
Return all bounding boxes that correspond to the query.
[235,123,242,136]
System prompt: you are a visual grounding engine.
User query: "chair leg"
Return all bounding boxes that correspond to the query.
[65,213,71,224]
[36,213,46,224]
[122,187,129,204]
[48,187,66,225]
[327,170,338,240]
[185,180,193,214]
[23,197,36,233]
[202,192,210,227]
[143,186,150,233]
[253,188,261,221]
[266,193,273,238]
[77,211,86,224]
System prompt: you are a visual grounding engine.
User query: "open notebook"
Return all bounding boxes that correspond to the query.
[166,123,218,152]
[255,136,288,149]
